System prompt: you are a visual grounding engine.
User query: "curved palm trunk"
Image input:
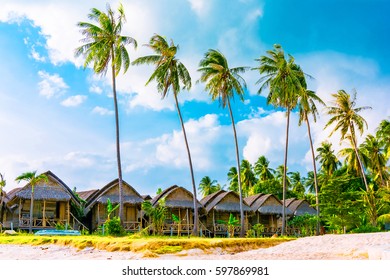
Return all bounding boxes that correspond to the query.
[29,189,34,234]
[350,124,369,192]
[281,107,291,236]
[173,93,199,236]
[111,53,124,223]
[305,117,320,236]
[227,99,245,237]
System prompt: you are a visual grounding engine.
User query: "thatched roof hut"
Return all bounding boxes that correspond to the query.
[84,179,144,213]
[244,193,293,215]
[151,185,203,211]
[202,190,252,214]
[285,198,316,216]
[11,171,80,206]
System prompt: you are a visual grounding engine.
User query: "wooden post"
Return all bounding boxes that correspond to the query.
[18,199,21,227]
[42,200,46,227]
[186,208,189,235]
[97,204,100,229]
[212,209,215,235]
[67,201,70,228]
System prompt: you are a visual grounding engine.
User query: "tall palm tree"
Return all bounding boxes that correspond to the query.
[75,4,137,222]
[297,82,325,235]
[0,173,5,225]
[316,141,340,177]
[253,44,303,235]
[240,159,257,197]
[15,171,48,233]
[325,89,372,191]
[361,134,389,187]
[198,176,220,197]
[132,34,198,235]
[198,49,248,237]
[254,155,275,181]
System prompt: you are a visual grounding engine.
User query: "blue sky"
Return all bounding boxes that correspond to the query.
[1,0,389,196]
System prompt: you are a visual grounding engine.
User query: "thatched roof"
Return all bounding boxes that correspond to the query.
[245,194,293,215]
[151,185,204,210]
[286,198,317,216]
[77,189,99,201]
[84,179,144,213]
[200,190,225,208]
[142,194,152,200]
[204,190,252,213]
[2,188,21,204]
[12,171,80,206]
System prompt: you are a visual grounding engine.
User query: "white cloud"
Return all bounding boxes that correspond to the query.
[37,70,68,98]
[89,85,102,94]
[92,106,114,116]
[30,45,46,62]
[61,95,87,107]
[187,0,210,16]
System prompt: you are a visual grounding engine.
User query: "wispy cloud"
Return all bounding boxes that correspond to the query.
[37,70,68,98]
[61,95,87,107]
[92,106,114,116]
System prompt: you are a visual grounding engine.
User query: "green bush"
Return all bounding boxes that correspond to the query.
[105,217,124,236]
[246,229,255,238]
[350,224,380,233]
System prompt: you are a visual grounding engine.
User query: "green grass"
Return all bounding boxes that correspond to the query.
[0,233,294,256]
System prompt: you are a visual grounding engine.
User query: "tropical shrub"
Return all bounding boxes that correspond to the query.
[105,217,124,236]
[252,223,265,237]
[288,214,317,236]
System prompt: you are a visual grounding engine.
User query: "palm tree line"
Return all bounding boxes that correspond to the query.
[71,4,388,235]
[3,4,385,236]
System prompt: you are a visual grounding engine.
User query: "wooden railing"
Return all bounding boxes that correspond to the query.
[69,212,89,232]
[123,221,141,231]
[19,218,68,228]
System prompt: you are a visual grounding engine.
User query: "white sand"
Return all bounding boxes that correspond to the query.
[0,232,389,260]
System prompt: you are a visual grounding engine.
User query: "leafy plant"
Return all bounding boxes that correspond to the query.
[106,198,119,220]
[142,200,166,235]
[105,217,124,236]
[252,223,265,237]
[288,214,317,236]
[172,213,181,237]
[218,213,240,237]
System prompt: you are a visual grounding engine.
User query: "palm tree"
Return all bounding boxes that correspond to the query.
[316,141,340,177]
[15,171,48,233]
[0,173,6,225]
[254,155,275,181]
[376,119,390,159]
[227,166,239,193]
[339,144,369,176]
[361,134,389,187]
[288,171,305,198]
[253,44,303,235]
[75,4,137,222]
[198,176,220,197]
[240,159,257,197]
[198,49,248,237]
[132,34,198,235]
[325,89,372,191]
[297,79,325,235]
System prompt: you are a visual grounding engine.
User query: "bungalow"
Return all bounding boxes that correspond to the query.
[150,185,204,235]
[285,198,317,216]
[200,190,253,236]
[244,193,293,235]
[84,179,144,232]
[4,171,83,231]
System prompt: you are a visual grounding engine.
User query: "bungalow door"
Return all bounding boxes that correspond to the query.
[125,206,136,222]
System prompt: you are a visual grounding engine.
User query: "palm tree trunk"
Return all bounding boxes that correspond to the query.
[29,190,34,234]
[282,107,291,236]
[111,51,124,223]
[227,99,245,237]
[350,124,369,191]
[173,93,198,236]
[306,117,320,236]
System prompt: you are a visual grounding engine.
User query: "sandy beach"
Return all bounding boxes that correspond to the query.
[0,232,389,260]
